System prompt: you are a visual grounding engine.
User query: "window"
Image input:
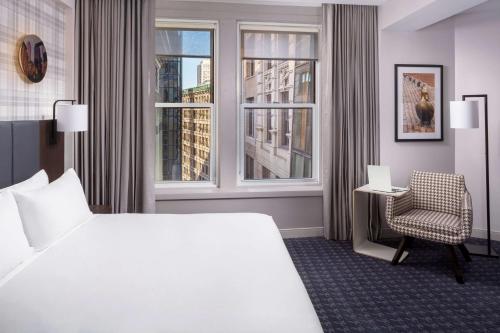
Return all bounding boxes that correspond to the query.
[281,110,290,147]
[262,166,271,179]
[266,110,273,142]
[155,21,216,183]
[245,61,255,78]
[265,60,272,71]
[240,26,318,181]
[247,109,255,138]
[245,155,254,179]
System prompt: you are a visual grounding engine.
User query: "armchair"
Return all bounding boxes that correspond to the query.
[386,171,473,283]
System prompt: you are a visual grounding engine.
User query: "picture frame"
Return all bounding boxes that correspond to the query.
[394,64,443,141]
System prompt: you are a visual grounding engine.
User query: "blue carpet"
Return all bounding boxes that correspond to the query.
[284,237,500,332]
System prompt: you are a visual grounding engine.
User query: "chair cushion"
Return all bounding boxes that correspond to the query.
[410,171,465,216]
[393,209,461,237]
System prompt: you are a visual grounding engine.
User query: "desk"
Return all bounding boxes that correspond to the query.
[353,185,409,262]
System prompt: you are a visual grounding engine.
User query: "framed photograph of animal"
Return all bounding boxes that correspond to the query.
[394,64,443,141]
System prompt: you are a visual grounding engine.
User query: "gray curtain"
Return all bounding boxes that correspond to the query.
[321,4,380,240]
[74,0,155,213]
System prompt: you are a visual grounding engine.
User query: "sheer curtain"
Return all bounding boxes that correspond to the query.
[321,4,380,240]
[74,0,155,213]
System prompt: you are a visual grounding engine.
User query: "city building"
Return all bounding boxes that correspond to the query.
[197,59,211,86]
[155,56,183,181]
[181,83,211,181]
[243,60,313,180]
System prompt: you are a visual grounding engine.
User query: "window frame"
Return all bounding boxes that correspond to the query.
[236,22,321,186]
[154,19,219,188]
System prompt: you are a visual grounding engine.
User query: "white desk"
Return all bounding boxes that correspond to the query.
[352,185,409,262]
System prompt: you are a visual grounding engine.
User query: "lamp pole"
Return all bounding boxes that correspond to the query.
[463,95,498,258]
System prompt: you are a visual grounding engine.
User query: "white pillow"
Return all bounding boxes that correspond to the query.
[0,191,34,279]
[13,168,92,250]
[0,170,49,194]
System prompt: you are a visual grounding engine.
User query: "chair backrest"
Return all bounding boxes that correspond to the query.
[410,170,465,216]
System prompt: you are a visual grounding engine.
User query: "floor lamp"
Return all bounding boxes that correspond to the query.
[450,96,498,258]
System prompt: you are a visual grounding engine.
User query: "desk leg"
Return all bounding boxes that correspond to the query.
[352,191,408,263]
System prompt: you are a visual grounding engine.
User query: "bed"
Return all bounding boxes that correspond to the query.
[0,121,322,332]
[0,213,322,332]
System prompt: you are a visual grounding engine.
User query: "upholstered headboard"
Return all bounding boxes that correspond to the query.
[0,121,40,188]
[0,120,64,188]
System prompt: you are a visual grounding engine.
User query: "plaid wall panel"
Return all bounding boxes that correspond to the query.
[0,0,66,120]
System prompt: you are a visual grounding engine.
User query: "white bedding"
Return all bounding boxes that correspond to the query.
[0,213,322,333]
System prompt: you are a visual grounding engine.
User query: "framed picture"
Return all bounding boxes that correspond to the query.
[395,64,443,141]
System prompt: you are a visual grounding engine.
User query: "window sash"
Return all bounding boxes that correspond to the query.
[155,20,217,186]
[156,28,214,58]
[239,105,318,182]
[155,105,216,184]
[238,22,319,185]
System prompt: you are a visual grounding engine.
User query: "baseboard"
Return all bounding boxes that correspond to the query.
[279,227,500,241]
[382,227,500,242]
[471,228,500,241]
[280,227,324,239]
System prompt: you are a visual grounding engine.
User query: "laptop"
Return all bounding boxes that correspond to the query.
[367,165,407,193]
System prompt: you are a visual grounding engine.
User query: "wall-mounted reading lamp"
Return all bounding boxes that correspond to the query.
[51,100,88,145]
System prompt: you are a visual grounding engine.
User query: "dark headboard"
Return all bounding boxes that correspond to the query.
[0,120,64,188]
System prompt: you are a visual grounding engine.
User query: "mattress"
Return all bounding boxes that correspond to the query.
[0,213,323,333]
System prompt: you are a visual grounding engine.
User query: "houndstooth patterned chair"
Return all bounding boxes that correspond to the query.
[386,171,473,283]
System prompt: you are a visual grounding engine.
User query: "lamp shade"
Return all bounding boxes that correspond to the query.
[450,100,479,129]
[56,104,88,132]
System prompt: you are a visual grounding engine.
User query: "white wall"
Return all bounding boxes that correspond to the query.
[155,1,323,234]
[379,18,456,186]
[454,0,500,239]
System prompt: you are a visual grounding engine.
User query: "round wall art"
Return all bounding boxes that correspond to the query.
[18,34,48,83]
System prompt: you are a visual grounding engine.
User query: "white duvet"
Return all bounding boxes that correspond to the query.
[0,213,323,333]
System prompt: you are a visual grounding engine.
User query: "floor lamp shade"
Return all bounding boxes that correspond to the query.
[56,104,88,132]
[450,101,479,129]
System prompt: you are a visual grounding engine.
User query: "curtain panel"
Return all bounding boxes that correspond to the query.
[321,4,380,240]
[74,0,155,213]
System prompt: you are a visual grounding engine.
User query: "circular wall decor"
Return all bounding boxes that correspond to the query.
[18,34,48,83]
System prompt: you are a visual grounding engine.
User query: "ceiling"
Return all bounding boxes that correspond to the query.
[173,0,387,7]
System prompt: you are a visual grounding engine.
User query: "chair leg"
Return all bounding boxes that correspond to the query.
[457,244,472,262]
[392,236,412,265]
[446,245,464,284]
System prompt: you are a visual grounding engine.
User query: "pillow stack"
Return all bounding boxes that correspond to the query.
[13,169,92,250]
[0,170,48,279]
[0,169,92,279]
[0,191,34,279]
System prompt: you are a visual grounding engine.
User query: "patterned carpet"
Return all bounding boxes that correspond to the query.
[284,237,500,332]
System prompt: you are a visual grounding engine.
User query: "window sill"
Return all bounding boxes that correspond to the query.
[155,184,323,201]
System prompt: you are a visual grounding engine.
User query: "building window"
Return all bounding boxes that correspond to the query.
[266,110,273,142]
[280,91,289,103]
[155,21,216,183]
[245,155,254,179]
[245,61,255,78]
[281,110,290,147]
[291,109,312,177]
[265,60,272,71]
[247,109,255,138]
[240,26,318,181]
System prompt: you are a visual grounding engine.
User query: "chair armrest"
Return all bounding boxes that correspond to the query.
[460,190,473,237]
[386,190,413,222]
